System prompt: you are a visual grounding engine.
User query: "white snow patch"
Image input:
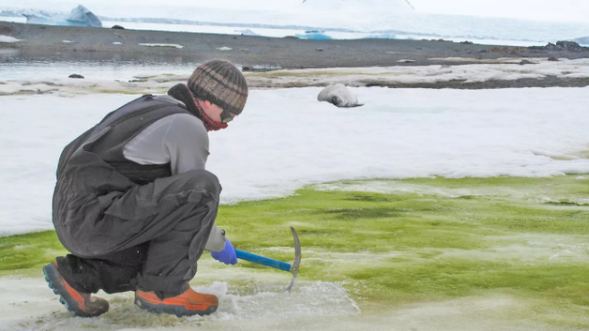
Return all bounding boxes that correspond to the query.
[1,86,589,235]
[263,58,589,85]
[0,35,21,43]
[314,181,544,200]
[138,43,184,49]
[314,180,589,207]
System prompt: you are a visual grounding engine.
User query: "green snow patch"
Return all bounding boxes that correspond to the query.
[0,231,66,276]
[1,175,589,328]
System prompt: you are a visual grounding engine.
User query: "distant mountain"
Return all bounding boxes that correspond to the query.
[0,9,56,17]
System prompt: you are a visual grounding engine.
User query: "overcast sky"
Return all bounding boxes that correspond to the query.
[410,0,588,23]
[2,0,588,23]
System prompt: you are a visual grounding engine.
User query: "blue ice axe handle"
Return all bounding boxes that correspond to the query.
[235,250,292,272]
[234,227,301,292]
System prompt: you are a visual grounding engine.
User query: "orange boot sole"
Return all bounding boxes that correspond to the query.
[43,262,109,317]
[135,290,217,317]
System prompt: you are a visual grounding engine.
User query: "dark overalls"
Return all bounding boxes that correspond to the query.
[53,94,220,299]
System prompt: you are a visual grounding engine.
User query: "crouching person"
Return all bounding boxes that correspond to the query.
[43,60,247,317]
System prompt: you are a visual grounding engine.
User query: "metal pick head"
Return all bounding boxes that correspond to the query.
[285,226,301,292]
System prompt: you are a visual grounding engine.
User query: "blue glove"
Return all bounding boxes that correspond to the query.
[210,238,237,265]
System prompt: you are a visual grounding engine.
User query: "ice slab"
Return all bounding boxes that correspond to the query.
[1,279,358,330]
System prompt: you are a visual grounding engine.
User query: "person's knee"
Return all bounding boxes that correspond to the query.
[185,170,221,196]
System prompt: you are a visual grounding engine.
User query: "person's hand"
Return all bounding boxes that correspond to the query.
[210,238,237,265]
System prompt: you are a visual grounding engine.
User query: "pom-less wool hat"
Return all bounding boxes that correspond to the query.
[187,60,249,115]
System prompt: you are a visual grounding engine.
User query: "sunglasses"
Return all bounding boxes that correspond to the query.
[220,109,236,123]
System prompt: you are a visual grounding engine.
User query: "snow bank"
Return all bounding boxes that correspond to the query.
[138,43,184,49]
[0,35,21,42]
[1,86,589,235]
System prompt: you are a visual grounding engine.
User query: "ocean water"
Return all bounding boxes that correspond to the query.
[0,48,200,81]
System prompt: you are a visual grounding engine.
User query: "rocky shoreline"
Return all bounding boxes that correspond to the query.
[2,21,589,90]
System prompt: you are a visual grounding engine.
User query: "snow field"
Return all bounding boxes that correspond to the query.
[2,86,589,235]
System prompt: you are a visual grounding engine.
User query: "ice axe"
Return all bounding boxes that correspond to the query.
[235,227,301,292]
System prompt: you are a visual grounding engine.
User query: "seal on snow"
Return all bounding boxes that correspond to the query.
[317,84,363,108]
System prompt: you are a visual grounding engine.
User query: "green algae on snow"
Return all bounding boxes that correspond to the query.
[1,175,588,326]
[0,231,67,275]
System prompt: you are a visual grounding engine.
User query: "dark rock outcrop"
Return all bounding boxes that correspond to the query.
[530,41,586,52]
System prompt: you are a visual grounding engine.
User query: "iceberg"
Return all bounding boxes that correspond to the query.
[295,30,333,40]
[363,34,398,40]
[575,36,589,46]
[23,5,102,28]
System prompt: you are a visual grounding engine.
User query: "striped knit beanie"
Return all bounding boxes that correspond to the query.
[187,60,248,115]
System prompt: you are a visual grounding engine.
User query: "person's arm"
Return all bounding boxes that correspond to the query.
[125,113,225,251]
[163,114,209,175]
[162,114,228,251]
[163,114,228,252]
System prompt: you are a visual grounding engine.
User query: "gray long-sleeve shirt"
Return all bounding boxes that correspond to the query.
[122,113,226,252]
